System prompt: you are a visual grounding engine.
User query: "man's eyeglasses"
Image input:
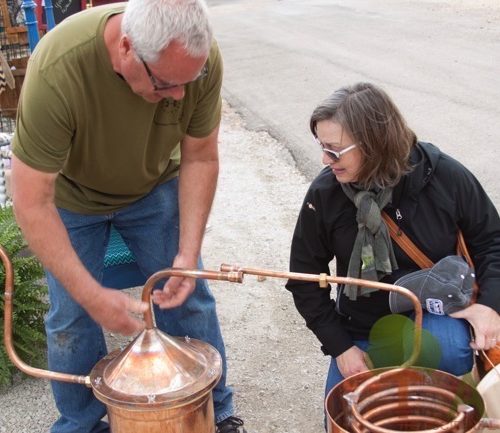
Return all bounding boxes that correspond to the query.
[315,137,358,161]
[141,59,208,91]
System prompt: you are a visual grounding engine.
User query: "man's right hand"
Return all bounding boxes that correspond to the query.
[336,345,370,379]
[83,287,149,335]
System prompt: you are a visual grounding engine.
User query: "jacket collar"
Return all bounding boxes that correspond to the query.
[392,141,441,206]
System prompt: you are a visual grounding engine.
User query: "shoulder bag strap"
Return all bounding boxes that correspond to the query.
[456,230,473,268]
[456,230,480,302]
[381,211,434,269]
[383,212,491,371]
[382,211,480,301]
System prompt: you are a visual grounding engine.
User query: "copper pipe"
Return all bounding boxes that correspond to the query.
[1,245,90,386]
[141,268,244,329]
[3,251,422,390]
[347,389,483,433]
[220,263,422,367]
[339,370,500,432]
[356,385,461,413]
[346,369,468,433]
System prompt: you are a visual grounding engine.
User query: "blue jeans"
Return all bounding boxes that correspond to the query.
[45,178,234,433]
[325,313,473,398]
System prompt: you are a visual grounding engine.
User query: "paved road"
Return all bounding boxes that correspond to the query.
[208,0,500,202]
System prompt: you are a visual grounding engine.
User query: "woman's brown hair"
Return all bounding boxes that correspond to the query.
[309,82,416,189]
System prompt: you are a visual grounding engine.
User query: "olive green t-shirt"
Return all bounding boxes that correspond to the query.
[12,4,222,214]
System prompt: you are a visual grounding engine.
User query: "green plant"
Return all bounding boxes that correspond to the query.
[0,204,48,387]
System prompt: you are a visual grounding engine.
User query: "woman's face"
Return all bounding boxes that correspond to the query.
[315,120,363,184]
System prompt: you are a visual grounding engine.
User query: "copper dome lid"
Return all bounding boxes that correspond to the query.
[88,268,237,409]
[89,327,222,409]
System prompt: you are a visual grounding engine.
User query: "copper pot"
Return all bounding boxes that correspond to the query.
[322,284,500,432]
[326,366,500,432]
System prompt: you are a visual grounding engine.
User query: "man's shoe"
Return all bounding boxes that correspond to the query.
[216,416,247,433]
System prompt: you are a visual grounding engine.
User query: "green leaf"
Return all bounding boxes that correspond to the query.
[0,204,48,388]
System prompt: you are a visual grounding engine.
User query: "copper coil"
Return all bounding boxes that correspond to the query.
[348,368,468,432]
[325,367,496,433]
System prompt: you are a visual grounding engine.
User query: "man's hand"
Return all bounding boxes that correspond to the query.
[450,303,500,350]
[336,345,370,379]
[152,255,198,308]
[154,128,219,308]
[84,287,148,335]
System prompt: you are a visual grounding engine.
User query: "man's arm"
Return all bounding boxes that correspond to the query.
[11,156,147,334]
[152,124,220,308]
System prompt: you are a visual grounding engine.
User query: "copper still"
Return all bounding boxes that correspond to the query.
[2,246,237,433]
[3,246,500,432]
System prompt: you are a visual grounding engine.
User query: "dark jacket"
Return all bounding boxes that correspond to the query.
[286,141,500,359]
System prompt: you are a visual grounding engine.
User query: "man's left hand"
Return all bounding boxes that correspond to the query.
[152,255,198,308]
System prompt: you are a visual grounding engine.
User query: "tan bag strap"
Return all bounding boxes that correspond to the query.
[457,230,480,303]
[382,212,433,269]
[457,230,473,268]
[382,211,479,302]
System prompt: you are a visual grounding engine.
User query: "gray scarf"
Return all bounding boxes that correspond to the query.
[341,184,398,300]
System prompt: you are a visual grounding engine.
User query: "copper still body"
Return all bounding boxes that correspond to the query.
[3,247,500,432]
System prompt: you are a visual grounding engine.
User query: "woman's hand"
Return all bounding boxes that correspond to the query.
[450,303,500,350]
[336,345,370,379]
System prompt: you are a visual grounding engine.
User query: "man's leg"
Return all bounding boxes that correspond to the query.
[45,209,110,433]
[113,178,234,422]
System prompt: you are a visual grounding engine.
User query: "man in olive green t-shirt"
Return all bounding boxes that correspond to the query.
[11,1,246,433]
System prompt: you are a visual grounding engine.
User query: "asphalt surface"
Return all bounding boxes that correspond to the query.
[208,0,500,202]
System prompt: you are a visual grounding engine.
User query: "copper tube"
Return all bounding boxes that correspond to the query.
[346,369,469,433]
[141,268,244,329]
[220,263,422,367]
[348,391,469,433]
[1,245,90,386]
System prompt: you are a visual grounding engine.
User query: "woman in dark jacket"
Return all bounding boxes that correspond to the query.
[286,82,500,398]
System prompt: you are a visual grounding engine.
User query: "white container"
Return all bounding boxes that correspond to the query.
[477,366,500,433]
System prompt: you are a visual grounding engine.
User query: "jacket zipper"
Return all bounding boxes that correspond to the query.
[395,208,403,236]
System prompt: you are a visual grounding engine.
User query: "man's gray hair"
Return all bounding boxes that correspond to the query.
[122,0,213,63]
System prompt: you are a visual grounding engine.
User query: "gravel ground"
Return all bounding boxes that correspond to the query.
[0,101,329,433]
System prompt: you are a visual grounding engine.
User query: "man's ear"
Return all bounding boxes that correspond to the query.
[118,35,133,59]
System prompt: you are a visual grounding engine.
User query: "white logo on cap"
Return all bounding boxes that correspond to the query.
[426,298,445,315]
